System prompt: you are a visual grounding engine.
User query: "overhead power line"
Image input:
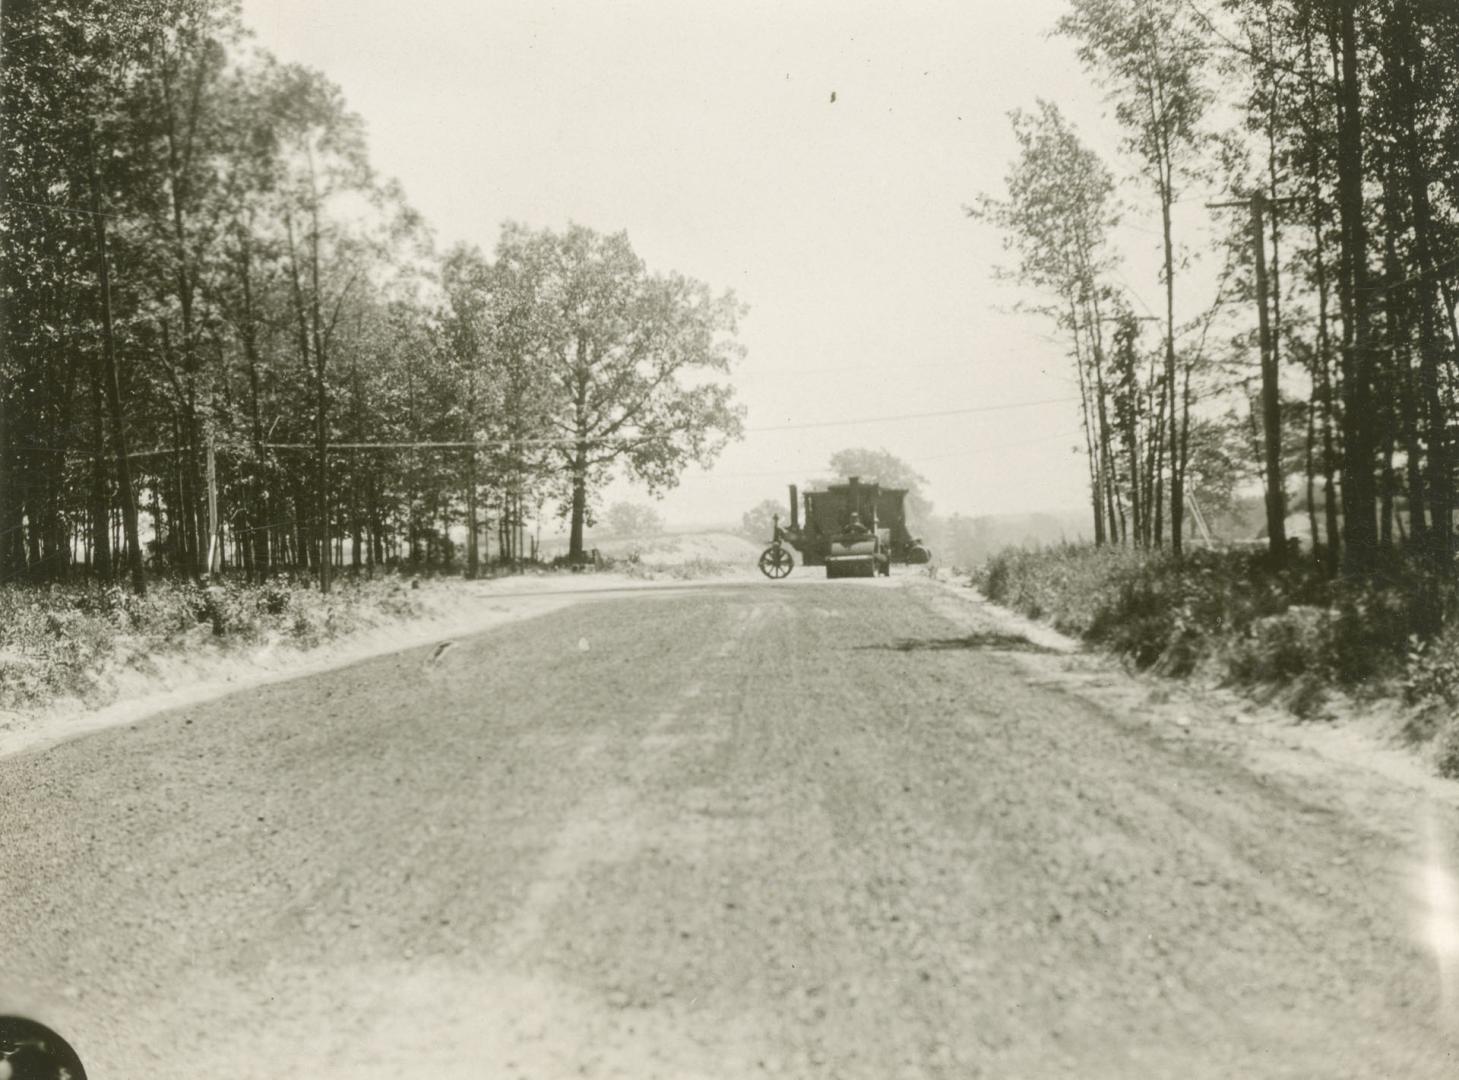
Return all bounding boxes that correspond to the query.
[17,385,1256,464]
[1,196,117,219]
[746,395,1078,432]
[692,431,1079,481]
[260,396,1087,446]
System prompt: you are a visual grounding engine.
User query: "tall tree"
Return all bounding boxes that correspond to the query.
[969,101,1128,544]
[438,245,493,576]
[491,223,745,562]
[1059,0,1214,555]
[1329,0,1378,572]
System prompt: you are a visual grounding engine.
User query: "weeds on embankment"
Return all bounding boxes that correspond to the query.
[0,560,740,719]
[974,545,1459,776]
[618,552,743,581]
[0,575,426,715]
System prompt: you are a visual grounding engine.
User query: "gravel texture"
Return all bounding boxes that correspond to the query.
[3,574,1458,1077]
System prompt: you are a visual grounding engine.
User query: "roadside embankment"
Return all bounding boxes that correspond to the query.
[0,561,751,758]
[973,544,1459,778]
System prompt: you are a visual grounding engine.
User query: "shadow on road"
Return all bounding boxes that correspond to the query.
[865,632,1055,654]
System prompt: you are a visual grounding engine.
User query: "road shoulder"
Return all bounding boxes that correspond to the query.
[914,573,1459,815]
[0,574,712,760]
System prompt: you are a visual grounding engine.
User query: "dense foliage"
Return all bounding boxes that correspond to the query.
[0,0,743,591]
[975,0,1459,581]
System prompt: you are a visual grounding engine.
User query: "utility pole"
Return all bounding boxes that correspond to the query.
[316,365,330,594]
[87,124,147,596]
[205,436,219,577]
[1210,192,1299,566]
[466,442,479,579]
[465,364,479,580]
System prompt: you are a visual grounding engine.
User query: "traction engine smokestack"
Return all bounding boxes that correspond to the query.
[789,484,800,530]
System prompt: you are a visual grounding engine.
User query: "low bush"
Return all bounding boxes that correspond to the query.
[974,542,1455,699]
[1435,720,1459,780]
[620,554,736,581]
[1402,623,1459,754]
[0,573,428,713]
[664,557,736,580]
[975,544,1143,636]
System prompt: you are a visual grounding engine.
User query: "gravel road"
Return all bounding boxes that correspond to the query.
[4,575,1458,1078]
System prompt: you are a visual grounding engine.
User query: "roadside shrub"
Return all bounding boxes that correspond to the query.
[976,543,1143,637]
[1436,719,1459,780]
[375,581,422,620]
[665,556,734,580]
[257,580,292,615]
[620,554,735,581]
[0,594,115,706]
[975,541,1450,698]
[1403,624,1459,744]
[0,571,437,714]
[1225,606,1333,684]
[979,553,1008,596]
[1405,633,1459,712]
[620,559,652,580]
[289,606,325,647]
[1327,579,1432,686]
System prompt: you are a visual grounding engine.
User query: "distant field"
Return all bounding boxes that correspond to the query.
[554,531,763,567]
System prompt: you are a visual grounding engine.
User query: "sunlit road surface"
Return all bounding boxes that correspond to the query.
[4,575,1458,1078]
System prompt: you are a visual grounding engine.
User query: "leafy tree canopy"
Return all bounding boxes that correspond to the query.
[740,497,784,541]
[600,501,664,538]
[488,223,746,558]
[821,448,932,525]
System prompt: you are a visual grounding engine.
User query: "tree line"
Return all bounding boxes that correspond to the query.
[974,0,1459,579]
[1,0,743,592]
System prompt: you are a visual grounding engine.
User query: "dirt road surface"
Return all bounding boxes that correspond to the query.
[4,575,1459,1078]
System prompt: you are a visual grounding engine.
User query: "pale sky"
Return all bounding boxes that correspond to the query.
[240,0,1206,529]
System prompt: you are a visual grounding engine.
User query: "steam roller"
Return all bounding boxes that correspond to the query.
[756,474,932,580]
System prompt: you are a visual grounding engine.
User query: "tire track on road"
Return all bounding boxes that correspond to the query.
[7,577,1459,1078]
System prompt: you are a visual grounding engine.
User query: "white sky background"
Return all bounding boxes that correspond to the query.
[240,0,1225,531]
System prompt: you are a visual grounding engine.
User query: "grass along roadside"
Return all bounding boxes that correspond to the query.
[973,544,1459,778]
[0,544,755,737]
[0,574,433,720]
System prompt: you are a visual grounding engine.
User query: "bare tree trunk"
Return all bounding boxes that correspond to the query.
[1072,308,1106,546]
[1162,195,1182,556]
[1087,315,1121,544]
[1381,186,1424,550]
[1309,199,1342,576]
[1305,397,1319,558]
[1391,9,1452,560]
[88,329,113,582]
[86,126,146,595]
[1151,372,1167,547]
[1333,0,1378,574]
[569,443,589,560]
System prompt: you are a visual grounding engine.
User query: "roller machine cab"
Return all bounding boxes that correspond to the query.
[757,475,932,580]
